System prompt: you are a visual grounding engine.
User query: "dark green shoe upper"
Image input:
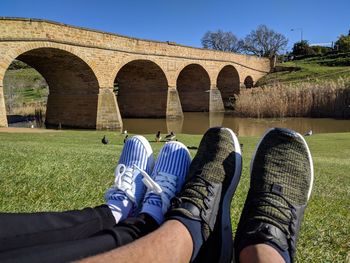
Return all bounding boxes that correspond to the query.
[234,128,313,263]
[166,127,242,263]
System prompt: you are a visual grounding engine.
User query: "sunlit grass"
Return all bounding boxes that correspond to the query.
[0,130,349,262]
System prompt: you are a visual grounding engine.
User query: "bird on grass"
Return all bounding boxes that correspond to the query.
[102,135,109,145]
[187,146,198,150]
[165,131,176,141]
[124,134,129,144]
[304,130,313,136]
[155,131,162,142]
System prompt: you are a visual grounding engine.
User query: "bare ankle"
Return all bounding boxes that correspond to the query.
[239,244,285,263]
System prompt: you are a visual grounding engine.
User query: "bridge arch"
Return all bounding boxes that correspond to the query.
[244,76,254,89]
[114,59,168,117]
[1,46,100,128]
[176,64,210,112]
[216,65,240,109]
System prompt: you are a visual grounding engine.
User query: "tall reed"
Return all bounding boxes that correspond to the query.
[12,102,46,117]
[234,78,350,118]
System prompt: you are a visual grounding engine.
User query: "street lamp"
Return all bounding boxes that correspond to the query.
[291,28,303,42]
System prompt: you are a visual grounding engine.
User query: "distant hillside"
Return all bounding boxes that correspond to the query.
[3,60,48,104]
[3,61,48,115]
[256,52,350,86]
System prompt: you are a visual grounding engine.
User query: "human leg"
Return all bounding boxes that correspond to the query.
[0,205,115,252]
[239,244,285,263]
[166,127,242,262]
[234,128,314,263]
[0,213,158,263]
[80,127,242,263]
[81,220,193,263]
[0,140,191,262]
[0,135,154,252]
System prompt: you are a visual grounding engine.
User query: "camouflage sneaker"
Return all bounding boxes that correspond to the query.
[166,127,242,263]
[234,128,314,263]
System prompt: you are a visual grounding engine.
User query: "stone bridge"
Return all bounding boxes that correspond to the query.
[0,17,271,130]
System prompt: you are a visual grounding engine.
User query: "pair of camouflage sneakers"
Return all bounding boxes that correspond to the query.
[107,127,313,263]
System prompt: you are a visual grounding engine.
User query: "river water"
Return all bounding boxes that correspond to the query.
[123,113,350,136]
[9,112,350,136]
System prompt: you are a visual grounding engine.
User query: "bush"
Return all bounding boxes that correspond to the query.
[7,60,31,70]
[311,45,332,55]
[292,40,316,56]
[335,34,350,52]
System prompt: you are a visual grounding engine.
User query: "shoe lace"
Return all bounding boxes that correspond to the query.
[251,191,297,237]
[134,165,178,214]
[113,164,136,203]
[178,169,215,213]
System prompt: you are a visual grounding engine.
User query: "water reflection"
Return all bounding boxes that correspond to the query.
[123,112,350,136]
[8,112,350,136]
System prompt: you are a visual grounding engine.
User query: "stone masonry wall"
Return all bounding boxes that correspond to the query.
[0,18,271,129]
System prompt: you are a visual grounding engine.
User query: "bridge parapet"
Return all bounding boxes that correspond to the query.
[0,17,270,130]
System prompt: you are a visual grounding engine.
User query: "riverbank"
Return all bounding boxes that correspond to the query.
[7,115,350,136]
[256,52,350,86]
[0,130,348,262]
[0,127,59,133]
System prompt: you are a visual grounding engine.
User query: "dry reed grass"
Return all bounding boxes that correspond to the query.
[12,102,46,116]
[235,78,350,118]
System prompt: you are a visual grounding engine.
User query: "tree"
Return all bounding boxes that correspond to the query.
[335,33,350,52]
[201,30,243,52]
[242,25,288,58]
[292,40,315,56]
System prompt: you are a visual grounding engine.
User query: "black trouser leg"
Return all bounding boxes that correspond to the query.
[0,205,115,252]
[0,213,159,263]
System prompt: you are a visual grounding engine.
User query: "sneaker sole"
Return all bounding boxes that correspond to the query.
[250,128,314,200]
[219,128,242,263]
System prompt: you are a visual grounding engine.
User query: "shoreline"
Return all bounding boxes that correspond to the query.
[0,127,60,133]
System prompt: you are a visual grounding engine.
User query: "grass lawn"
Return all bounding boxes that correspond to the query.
[257,53,350,86]
[0,130,349,262]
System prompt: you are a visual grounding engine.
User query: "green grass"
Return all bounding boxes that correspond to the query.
[0,130,349,262]
[257,54,350,86]
[3,68,48,104]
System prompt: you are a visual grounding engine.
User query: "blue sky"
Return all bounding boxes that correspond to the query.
[2,0,349,51]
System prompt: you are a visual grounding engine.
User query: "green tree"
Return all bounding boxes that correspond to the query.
[335,33,350,52]
[292,40,315,56]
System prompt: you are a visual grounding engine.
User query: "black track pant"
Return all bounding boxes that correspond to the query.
[0,205,158,263]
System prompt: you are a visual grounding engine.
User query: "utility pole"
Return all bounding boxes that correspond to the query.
[291,28,303,42]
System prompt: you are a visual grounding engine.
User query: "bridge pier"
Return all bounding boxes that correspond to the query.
[209,86,225,112]
[166,86,183,119]
[0,18,270,130]
[0,85,7,127]
[96,88,123,130]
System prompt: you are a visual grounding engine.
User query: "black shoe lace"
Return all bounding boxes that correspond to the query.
[250,191,297,237]
[177,170,215,212]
